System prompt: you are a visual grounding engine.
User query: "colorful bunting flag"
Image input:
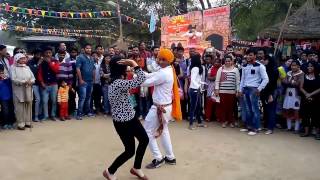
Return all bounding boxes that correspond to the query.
[5,4,10,12]
[0,3,157,30]
[20,8,26,14]
[12,6,18,12]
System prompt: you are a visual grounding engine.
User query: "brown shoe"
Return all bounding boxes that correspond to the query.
[130,168,148,180]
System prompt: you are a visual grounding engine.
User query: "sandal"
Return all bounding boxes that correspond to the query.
[130,168,149,180]
[103,170,116,180]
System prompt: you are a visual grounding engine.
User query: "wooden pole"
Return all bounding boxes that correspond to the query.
[273,3,293,56]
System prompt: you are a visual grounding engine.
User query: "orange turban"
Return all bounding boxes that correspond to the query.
[158,48,175,63]
[158,48,182,121]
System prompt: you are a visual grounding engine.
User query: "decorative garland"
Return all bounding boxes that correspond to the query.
[0,24,137,42]
[0,3,160,30]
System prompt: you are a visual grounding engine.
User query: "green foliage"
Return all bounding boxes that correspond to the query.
[218,0,318,40]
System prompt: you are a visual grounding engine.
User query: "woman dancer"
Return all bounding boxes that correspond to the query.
[103,56,149,180]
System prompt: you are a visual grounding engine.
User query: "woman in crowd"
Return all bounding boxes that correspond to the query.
[188,54,207,130]
[276,58,293,129]
[215,55,240,128]
[260,55,279,134]
[282,60,304,133]
[100,54,112,115]
[204,55,220,122]
[299,61,320,139]
[11,53,35,130]
[103,56,149,180]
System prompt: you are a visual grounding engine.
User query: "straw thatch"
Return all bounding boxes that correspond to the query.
[260,0,320,39]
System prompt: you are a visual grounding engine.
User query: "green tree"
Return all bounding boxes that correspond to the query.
[217,0,318,40]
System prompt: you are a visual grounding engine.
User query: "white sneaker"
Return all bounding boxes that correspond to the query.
[248,131,257,136]
[265,130,273,135]
[240,128,248,132]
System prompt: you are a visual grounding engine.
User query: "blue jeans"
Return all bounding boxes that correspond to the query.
[239,96,247,124]
[41,84,58,119]
[32,85,42,120]
[243,87,261,130]
[189,88,202,125]
[262,94,277,131]
[102,85,110,114]
[139,97,150,118]
[77,82,93,116]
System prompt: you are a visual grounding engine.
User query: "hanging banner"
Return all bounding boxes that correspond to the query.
[161,5,231,52]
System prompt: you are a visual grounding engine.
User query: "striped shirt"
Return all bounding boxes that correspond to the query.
[57,59,75,85]
[215,66,240,94]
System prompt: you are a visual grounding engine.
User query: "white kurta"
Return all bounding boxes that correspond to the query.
[141,66,175,160]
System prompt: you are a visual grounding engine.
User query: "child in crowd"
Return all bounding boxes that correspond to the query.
[0,64,14,129]
[57,81,70,121]
[282,60,304,133]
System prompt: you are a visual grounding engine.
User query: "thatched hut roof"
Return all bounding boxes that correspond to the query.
[260,0,320,39]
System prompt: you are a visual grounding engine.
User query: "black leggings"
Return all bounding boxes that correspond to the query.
[300,99,319,129]
[108,117,149,174]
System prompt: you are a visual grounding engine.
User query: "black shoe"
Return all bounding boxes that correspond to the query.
[164,157,176,165]
[17,126,25,130]
[300,133,309,137]
[50,117,57,121]
[145,158,165,169]
[25,125,33,128]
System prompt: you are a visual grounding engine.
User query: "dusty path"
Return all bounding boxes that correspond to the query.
[0,116,319,180]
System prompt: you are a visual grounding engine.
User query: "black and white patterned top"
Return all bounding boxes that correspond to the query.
[108,67,146,122]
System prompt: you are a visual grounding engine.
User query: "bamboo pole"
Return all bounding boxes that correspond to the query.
[273,3,293,56]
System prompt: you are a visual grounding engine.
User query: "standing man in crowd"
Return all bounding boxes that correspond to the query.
[239,49,269,136]
[92,51,103,115]
[57,49,76,120]
[146,46,160,73]
[66,47,78,117]
[27,48,43,122]
[108,47,115,57]
[96,45,105,64]
[257,48,266,62]
[38,46,60,121]
[55,43,70,61]
[76,44,95,120]
[0,45,11,77]
[139,42,151,60]
[132,45,149,120]
[176,46,189,120]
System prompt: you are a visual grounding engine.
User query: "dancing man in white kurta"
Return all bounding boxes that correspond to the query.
[142,49,182,169]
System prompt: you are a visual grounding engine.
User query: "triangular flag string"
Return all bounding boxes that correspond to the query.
[0,3,159,30]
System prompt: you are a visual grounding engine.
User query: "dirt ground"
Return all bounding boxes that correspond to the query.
[0,116,320,180]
